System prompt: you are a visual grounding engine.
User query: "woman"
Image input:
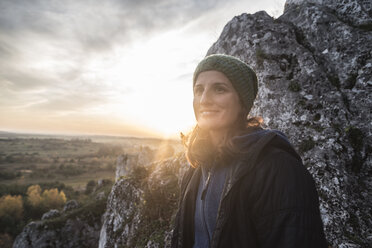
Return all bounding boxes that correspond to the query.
[171,54,328,248]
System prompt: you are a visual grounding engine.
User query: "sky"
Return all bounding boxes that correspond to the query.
[0,0,286,138]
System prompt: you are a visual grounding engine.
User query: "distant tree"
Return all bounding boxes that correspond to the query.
[85,180,96,195]
[0,184,28,198]
[26,185,66,210]
[97,144,123,157]
[41,188,66,209]
[27,185,42,207]
[0,195,23,220]
[25,185,44,220]
[0,168,22,180]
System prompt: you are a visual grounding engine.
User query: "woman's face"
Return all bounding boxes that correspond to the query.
[193,70,243,134]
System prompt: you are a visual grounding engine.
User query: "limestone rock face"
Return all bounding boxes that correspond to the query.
[62,200,79,212]
[41,209,60,220]
[99,178,143,248]
[115,145,177,181]
[115,146,158,180]
[116,154,140,180]
[13,218,100,248]
[285,0,372,27]
[13,194,107,248]
[99,154,188,248]
[207,0,371,246]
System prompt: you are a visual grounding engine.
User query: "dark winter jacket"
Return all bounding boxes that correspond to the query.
[171,129,328,248]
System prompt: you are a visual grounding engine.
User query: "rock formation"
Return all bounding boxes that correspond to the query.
[207,0,371,246]
[13,217,101,248]
[116,154,142,180]
[41,209,60,221]
[62,200,79,212]
[13,186,110,248]
[115,145,175,181]
[99,153,188,248]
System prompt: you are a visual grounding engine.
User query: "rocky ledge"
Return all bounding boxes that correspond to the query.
[207,0,371,246]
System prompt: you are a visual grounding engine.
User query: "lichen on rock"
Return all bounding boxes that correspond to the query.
[13,187,110,248]
[99,152,188,248]
[206,0,371,246]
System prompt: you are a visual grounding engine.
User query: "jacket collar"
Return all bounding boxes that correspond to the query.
[181,129,298,199]
[222,131,278,200]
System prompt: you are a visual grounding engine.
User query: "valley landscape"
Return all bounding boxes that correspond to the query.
[0,131,181,247]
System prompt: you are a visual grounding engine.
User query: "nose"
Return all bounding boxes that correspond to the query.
[199,89,212,105]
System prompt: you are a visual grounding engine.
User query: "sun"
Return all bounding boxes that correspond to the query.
[84,29,202,138]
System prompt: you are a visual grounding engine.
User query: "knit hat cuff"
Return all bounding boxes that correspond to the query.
[193,54,258,112]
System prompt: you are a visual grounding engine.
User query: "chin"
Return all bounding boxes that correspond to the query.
[198,122,224,132]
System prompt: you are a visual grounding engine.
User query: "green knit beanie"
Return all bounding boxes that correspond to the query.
[193,54,258,113]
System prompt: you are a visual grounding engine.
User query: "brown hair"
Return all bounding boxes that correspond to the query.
[181,116,263,168]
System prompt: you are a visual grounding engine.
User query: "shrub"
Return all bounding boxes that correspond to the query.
[85,180,96,195]
[41,188,66,209]
[26,185,66,210]
[27,185,42,207]
[0,171,21,180]
[0,195,23,220]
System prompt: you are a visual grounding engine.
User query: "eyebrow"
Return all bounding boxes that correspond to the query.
[213,82,229,86]
[194,82,229,87]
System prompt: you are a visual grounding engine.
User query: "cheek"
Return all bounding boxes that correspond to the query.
[226,99,243,120]
[193,98,199,117]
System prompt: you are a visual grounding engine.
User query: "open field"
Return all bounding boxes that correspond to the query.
[0,137,115,189]
[0,131,182,190]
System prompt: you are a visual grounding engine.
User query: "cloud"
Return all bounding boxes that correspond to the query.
[0,41,17,61]
[0,0,229,110]
[0,0,228,52]
[30,90,108,112]
[0,0,286,136]
[0,68,52,91]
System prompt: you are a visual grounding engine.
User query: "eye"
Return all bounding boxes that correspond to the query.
[193,86,203,95]
[214,85,227,93]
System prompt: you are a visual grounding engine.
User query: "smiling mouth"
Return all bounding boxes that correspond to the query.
[200,110,219,115]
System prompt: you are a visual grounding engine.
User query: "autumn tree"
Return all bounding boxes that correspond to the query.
[27,185,42,207]
[0,194,24,241]
[26,185,66,210]
[0,195,23,220]
[41,188,66,209]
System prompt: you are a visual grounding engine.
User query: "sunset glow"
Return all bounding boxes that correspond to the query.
[0,0,285,138]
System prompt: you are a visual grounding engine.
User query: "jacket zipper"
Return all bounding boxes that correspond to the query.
[201,170,211,200]
[201,170,212,243]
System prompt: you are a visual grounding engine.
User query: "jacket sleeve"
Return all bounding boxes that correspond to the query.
[249,149,328,248]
